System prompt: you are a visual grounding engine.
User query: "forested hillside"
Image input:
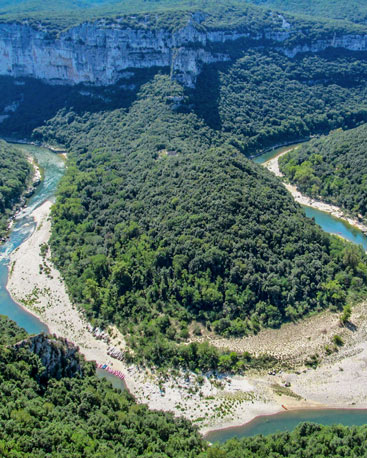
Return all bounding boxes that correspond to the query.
[0,140,31,238]
[4,47,367,152]
[0,0,290,32]
[0,0,365,35]
[279,124,367,219]
[0,315,205,457]
[194,49,367,154]
[33,76,367,370]
[249,0,367,24]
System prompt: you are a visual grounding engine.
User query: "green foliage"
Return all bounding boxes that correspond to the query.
[1,316,367,457]
[0,140,31,237]
[333,334,344,346]
[33,75,367,372]
[0,317,205,457]
[0,0,294,33]
[126,338,276,374]
[0,315,28,345]
[249,0,367,25]
[340,304,352,325]
[204,422,367,457]
[194,49,367,154]
[1,0,364,35]
[280,123,367,218]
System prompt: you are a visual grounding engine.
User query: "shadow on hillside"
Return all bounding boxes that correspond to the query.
[0,67,168,140]
[189,63,231,131]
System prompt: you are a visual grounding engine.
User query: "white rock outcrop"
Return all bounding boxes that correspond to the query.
[0,19,367,87]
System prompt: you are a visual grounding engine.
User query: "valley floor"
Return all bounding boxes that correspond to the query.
[6,199,367,436]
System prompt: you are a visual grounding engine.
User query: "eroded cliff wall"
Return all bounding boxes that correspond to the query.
[0,16,367,87]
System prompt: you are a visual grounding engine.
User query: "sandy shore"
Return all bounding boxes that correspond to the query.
[5,200,286,433]
[264,149,367,234]
[7,199,367,436]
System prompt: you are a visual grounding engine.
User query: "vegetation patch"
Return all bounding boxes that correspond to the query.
[271,383,302,400]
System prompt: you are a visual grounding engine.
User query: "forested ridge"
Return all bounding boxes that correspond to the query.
[249,0,367,25]
[1,0,366,36]
[0,315,205,457]
[0,140,31,238]
[34,76,367,371]
[279,124,367,219]
[2,1,367,455]
[5,46,367,154]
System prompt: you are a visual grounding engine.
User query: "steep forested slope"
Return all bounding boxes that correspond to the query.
[0,0,291,32]
[4,47,367,149]
[194,49,367,154]
[34,76,367,369]
[279,124,367,219]
[0,315,205,457]
[0,140,31,238]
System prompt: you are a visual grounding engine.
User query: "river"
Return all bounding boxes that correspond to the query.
[205,144,367,441]
[0,143,63,333]
[1,141,367,439]
[0,142,125,390]
[255,144,367,251]
[206,409,367,443]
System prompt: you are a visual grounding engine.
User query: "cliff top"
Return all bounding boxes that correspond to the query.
[0,0,366,36]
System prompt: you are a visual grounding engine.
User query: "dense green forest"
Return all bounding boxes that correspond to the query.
[279,124,367,219]
[0,315,206,457]
[0,140,31,238]
[4,47,367,151]
[249,0,367,24]
[1,315,367,457]
[33,75,367,370]
[194,49,367,154]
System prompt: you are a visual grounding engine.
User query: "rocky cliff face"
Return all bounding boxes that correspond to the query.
[0,17,367,87]
[14,334,83,380]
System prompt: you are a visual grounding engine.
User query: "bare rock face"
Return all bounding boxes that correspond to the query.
[0,20,237,87]
[14,334,83,380]
[0,16,367,87]
[282,34,367,58]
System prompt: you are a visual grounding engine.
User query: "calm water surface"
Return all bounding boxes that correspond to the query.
[206,409,367,442]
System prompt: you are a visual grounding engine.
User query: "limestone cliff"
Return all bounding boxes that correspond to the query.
[14,334,83,380]
[0,15,367,87]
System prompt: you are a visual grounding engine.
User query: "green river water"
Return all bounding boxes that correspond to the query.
[1,141,367,439]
